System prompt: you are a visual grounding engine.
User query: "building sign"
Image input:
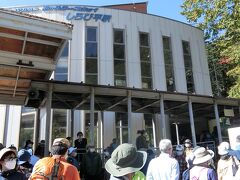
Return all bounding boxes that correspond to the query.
[14,5,112,23]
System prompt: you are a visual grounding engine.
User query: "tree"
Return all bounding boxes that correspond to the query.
[181,0,240,98]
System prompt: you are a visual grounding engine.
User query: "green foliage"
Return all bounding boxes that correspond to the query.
[181,0,240,98]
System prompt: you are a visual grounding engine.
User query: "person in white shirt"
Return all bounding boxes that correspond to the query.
[146,139,179,180]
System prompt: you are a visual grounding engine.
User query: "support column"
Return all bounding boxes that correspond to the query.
[214,102,222,143]
[90,88,95,146]
[160,94,166,138]
[188,98,197,146]
[127,91,132,143]
[44,84,52,156]
[33,109,40,150]
[70,109,75,141]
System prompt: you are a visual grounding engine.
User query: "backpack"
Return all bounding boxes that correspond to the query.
[29,157,64,180]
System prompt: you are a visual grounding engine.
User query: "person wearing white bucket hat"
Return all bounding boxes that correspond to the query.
[217,142,240,180]
[189,147,217,180]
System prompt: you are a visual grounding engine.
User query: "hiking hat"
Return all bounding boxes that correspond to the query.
[68,147,77,154]
[193,147,214,165]
[184,139,192,144]
[17,149,31,165]
[0,148,16,160]
[218,142,230,155]
[52,138,70,148]
[105,143,147,177]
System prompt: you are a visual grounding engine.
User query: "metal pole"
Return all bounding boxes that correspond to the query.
[100,112,104,153]
[71,109,74,139]
[214,102,222,143]
[152,115,157,148]
[90,88,95,146]
[188,98,197,147]
[127,90,132,143]
[44,84,52,156]
[173,123,180,145]
[160,94,166,138]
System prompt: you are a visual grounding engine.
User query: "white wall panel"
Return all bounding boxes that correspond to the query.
[5,106,21,147]
[126,12,141,88]
[69,21,85,83]
[171,33,187,93]
[103,112,115,147]
[0,105,6,144]
[150,17,166,90]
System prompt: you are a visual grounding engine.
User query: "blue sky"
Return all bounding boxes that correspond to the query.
[0,0,188,23]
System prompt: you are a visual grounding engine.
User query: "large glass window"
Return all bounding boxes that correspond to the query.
[139,32,152,89]
[19,108,35,148]
[52,109,67,141]
[114,29,126,87]
[163,36,175,91]
[85,112,99,147]
[85,27,98,84]
[182,41,195,93]
[55,42,68,81]
[144,114,154,147]
[115,113,128,144]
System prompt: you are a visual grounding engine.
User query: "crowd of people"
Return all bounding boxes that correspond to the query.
[0,131,240,180]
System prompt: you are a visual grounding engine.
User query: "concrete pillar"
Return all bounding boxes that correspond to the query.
[160,94,166,138]
[44,84,53,156]
[127,91,132,143]
[188,98,197,146]
[33,109,40,150]
[66,110,72,137]
[214,102,222,143]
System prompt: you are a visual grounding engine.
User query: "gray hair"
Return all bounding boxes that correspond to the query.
[159,139,172,153]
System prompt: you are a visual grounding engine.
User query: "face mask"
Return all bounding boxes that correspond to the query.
[185,144,191,148]
[4,159,16,170]
[176,151,183,156]
[89,148,95,152]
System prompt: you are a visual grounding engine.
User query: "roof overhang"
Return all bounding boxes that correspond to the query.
[21,80,240,122]
[0,8,72,102]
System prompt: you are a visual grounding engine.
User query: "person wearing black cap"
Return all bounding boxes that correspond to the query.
[23,140,33,151]
[17,149,32,178]
[0,148,27,180]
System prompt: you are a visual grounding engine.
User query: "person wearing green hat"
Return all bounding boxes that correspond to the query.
[105,143,147,180]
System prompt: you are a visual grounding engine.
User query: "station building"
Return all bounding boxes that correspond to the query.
[0,2,239,150]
